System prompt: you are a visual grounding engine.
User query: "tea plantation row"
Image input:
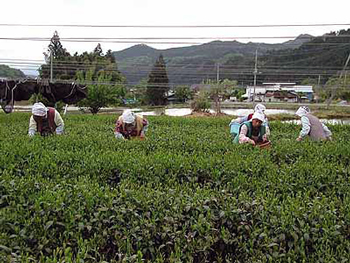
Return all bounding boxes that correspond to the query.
[1,113,350,262]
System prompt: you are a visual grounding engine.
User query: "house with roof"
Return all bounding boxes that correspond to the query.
[265,90,298,103]
[243,83,313,102]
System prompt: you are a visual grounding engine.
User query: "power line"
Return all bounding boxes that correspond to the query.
[5,74,350,88]
[22,63,344,73]
[0,61,339,70]
[0,38,201,45]
[1,35,350,41]
[1,50,350,69]
[1,37,350,46]
[0,23,349,28]
[8,65,342,78]
[5,65,347,77]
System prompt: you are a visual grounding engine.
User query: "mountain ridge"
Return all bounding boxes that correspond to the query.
[112,34,315,85]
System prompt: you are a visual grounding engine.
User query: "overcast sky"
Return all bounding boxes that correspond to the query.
[0,0,349,75]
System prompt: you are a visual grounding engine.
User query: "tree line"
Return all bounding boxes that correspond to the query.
[39,31,172,113]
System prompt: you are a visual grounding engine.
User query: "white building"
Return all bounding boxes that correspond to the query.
[244,83,313,102]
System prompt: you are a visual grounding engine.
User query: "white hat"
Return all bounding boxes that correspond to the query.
[122,109,135,124]
[252,112,265,122]
[295,106,310,117]
[254,103,266,113]
[32,102,48,116]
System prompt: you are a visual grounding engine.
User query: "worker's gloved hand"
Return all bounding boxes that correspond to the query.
[56,126,64,135]
[296,137,303,142]
[262,134,268,142]
[115,132,125,140]
[28,130,35,137]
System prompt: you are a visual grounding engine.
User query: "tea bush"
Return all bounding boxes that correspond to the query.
[1,113,350,262]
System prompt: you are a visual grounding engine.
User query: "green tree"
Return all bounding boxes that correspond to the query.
[190,91,211,112]
[201,78,236,114]
[174,85,192,102]
[324,76,350,107]
[125,78,148,105]
[73,44,126,113]
[221,79,239,99]
[48,31,70,59]
[39,31,72,81]
[93,43,103,57]
[77,44,125,83]
[76,70,126,114]
[146,54,169,105]
[38,36,127,110]
[105,49,116,63]
[301,78,318,86]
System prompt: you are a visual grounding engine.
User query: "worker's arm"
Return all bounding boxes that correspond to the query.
[297,116,311,140]
[262,125,270,142]
[114,119,125,139]
[115,132,125,139]
[264,124,270,136]
[28,116,37,137]
[321,123,332,139]
[54,110,64,135]
[264,115,270,130]
[230,116,247,126]
[140,118,149,138]
[238,124,255,145]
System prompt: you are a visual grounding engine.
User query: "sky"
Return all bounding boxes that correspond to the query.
[0,0,349,75]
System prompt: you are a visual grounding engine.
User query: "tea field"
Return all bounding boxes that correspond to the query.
[1,113,350,262]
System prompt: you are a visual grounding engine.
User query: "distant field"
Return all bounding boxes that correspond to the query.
[1,113,350,262]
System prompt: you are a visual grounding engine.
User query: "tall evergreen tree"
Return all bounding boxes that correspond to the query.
[146,54,169,105]
[48,31,70,59]
[105,49,116,63]
[93,43,103,57]
[39,31,72,81]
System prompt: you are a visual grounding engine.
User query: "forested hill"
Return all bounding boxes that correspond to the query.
[112,34,313,86]
[257,29,350,84]
[0,65,26,79]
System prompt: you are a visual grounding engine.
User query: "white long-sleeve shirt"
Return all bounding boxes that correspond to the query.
[238,124,269,144]
[28,110,64,136]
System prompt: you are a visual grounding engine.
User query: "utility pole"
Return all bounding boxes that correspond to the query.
[216,62,220,83]
[340,53,350,79]
[252,49,258,106]
[316,75,321,103]
[341,54,350,96]
[345,71,348,88]
[216,63,220,114]
[50,48,53,83]
[338,53,350,96]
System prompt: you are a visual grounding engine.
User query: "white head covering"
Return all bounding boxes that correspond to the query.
[254,103,266,113]
[32,102,48,117]
[122,109,136,124]
[295,106,310,117]
[252,112,265,122]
